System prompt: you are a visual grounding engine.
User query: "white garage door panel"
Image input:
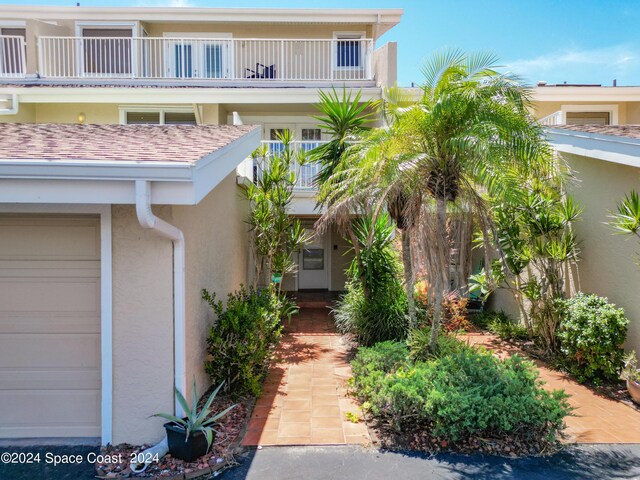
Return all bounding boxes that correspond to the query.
[0,214,101,439]
[0,390,100,438]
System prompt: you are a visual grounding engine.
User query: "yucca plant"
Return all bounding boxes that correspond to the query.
[608,190,640,265]
[154,380,235,453]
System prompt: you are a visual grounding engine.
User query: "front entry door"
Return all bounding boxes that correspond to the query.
[298,229,329,290]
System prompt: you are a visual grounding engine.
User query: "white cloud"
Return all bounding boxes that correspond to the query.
[504,44,640,85]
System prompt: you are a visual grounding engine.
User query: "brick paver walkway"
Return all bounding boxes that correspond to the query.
[242,308,370,446]
[463,332,640,443]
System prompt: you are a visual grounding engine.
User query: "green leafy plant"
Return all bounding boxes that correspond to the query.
[352,346,570,444]
[407,327,475,363]
[487,190,581,351]
[153,380,235,451]
[203,286,288,397]
[247,130,310,289]
[486,312,530,342]
[333,213,409,345]
[608,190,640,264]
[556,293,629,383]
[345,411,361,423]
[622,351,640,384]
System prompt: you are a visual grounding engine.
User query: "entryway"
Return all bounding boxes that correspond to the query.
[242,306,369,446]
[297,229,329,290]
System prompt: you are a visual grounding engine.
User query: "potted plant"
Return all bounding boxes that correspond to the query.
[154,381,235,462]
[622,351,640,404]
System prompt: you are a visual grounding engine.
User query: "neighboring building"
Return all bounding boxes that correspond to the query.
[0,6,403,445]
[532,83,640,126]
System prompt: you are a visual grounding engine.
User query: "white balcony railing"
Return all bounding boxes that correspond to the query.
[37,36,374,82]
[0,36,26,78]
[539,111,563,126]
[255,140,327,190]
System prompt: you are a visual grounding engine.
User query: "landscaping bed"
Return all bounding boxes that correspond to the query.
[95,394,252,479]
[349,339,571,457]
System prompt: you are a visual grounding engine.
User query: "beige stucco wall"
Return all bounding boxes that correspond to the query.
[172,170,249,402]
[142,22,372,39]
[111,204,174,445]
[532,100,634,124]
[110,171,248,444]
[563,153,640,352]
[490,152,640,352]
[0,103,119,124]
[372,41,397,88]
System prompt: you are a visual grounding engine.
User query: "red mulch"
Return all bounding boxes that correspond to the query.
[95,394,252,479]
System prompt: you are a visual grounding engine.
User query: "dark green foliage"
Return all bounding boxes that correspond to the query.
[203,286,293,397]
[557,293,629,383]
[407,328,475,362]
[486,312,530,341]
[352,344,571,443]
[333,213,409,345]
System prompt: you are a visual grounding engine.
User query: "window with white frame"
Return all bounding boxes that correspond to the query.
[561,104,619,125]
[0,25,26,75]
[121,107,197,125]
[333,32,365,69]
[76,23,137,76]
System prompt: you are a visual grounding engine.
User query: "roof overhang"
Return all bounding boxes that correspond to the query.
[0,126,261,205]
[0,86,383,105]
[547,127,640,169]
[533,86,640,103]
[0,6,403,39]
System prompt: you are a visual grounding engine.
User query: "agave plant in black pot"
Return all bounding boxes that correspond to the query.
[154,381,235,462]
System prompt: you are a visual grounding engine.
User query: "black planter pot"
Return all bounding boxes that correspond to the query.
[164,422,210,462]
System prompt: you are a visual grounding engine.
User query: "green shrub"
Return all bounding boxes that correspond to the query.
[407,328,475,362]
[557,293,629,382]
[486,312,530,341]
[353,348,570,443]
[351,341,408,400]
[334,280,409,346]
[203,286,290,397]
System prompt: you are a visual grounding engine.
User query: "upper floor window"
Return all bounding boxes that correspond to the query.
[334,32,364,69]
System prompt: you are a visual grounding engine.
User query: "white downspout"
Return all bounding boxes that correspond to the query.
[135,180,186,418]
[0,94,19,115]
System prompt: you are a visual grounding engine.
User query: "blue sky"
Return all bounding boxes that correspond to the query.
[8,0,640,86]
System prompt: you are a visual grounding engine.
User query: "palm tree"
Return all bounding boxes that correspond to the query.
[320,51,556,351]
[399,50,556,350]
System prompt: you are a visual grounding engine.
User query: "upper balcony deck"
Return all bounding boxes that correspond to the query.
[0,6,402,88]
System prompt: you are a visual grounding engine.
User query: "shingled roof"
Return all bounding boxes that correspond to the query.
[551,124,640,140]
[0,123,259,163]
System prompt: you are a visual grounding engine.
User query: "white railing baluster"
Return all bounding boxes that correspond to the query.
[34,36,375,82]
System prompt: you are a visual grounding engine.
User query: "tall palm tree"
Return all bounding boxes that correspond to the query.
[320,51,556,351]
[400,50,555,350]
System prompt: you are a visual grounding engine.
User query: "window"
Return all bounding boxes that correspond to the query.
[82,28,133,75]
[302,248,324,270]
[123,108,196,125]
[566,111,610,125]
[301,128,321,141]
[334,33,364,69]
[164,33,231,79]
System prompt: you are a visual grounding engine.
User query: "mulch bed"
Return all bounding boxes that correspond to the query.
[367,418,563,457]
[95,393,253,479]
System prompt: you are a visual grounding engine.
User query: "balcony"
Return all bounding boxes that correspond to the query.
[0,36,26,78]
[36,36,373,83]
[254,140,327,190]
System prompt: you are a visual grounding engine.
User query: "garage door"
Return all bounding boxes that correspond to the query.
[0,215,101,438]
